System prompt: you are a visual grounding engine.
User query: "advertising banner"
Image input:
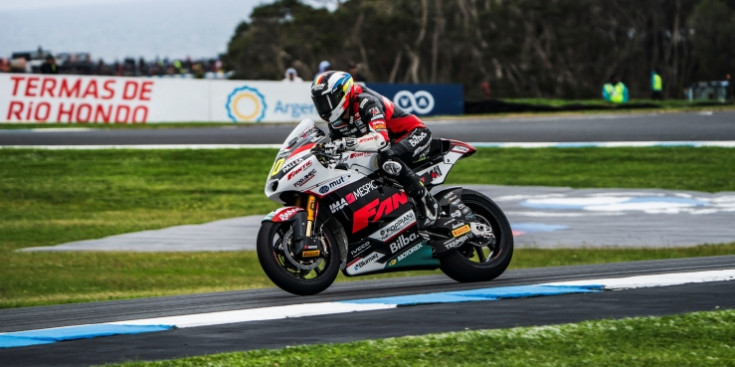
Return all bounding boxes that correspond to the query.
[0,74,462,123]
[0,74,319,124]
[365,83,464,116]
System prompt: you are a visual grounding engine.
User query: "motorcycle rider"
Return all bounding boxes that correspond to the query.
[310,70,439,229]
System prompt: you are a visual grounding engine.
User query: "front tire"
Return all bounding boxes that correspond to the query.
[439,189,514,282]
[257,221,340,295]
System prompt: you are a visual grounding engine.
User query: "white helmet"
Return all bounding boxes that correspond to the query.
[311,71,355,127]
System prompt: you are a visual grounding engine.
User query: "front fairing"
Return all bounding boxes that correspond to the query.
[265,119,332,203]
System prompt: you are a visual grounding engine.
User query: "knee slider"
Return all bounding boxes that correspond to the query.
[381,160,402,176]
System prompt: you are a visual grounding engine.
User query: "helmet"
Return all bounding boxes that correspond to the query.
[311,71,355,127]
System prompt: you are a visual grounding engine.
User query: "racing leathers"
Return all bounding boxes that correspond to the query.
[326,85,438,228]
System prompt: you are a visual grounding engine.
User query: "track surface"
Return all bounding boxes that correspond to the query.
[1,256,734,366]
[2,111,734,366]
[1,110,735,145]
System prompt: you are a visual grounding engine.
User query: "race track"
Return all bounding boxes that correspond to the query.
[1,110,735,146]
[2,110,734,366]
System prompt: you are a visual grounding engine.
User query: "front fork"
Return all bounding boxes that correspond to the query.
[293,194,322,258]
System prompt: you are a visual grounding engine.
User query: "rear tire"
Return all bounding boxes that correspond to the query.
[439,189,514,282]
[257,221,340,295]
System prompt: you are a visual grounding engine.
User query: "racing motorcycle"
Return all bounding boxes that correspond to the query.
[257,119,513,295]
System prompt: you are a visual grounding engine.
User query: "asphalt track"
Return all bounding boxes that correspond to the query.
[2,110,735,366]
[1,256,734,366]
[1,110,735,145]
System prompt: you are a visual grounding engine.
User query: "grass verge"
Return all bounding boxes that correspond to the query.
[1,147,734,308]
[100,309,735,367]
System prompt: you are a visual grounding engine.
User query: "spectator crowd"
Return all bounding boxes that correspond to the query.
[0,47,231,79]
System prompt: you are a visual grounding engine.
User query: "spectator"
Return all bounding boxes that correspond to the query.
[282,67,303,82]
[318,60,331,73]
[348,61,367,82]
[602,74,629,104]
[651,68,663,100]
[40,55,59,74]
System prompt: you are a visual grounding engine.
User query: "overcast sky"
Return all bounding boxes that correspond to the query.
[0,0,267,61]
[0,0,337,61]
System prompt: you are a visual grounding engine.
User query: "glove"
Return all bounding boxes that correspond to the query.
[323,138,358,155]
[322,140,345,155]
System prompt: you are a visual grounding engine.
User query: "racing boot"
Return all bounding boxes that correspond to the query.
[380,157,438,230]
[414,187,439,230]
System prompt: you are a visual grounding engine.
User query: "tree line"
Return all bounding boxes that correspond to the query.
[223,0,735,100]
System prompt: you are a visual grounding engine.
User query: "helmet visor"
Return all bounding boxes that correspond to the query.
[312,89,345,122]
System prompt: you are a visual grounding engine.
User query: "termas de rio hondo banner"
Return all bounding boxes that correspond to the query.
[0,74,462,123]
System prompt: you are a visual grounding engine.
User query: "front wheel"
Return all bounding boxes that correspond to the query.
[257,221,340,295]
[439,189,514,282]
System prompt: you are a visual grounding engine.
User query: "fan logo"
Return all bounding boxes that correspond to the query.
[352,192,409,233]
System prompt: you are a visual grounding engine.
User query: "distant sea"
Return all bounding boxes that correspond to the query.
[0,0,267,62]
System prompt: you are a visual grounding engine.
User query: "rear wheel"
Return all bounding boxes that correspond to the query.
[439,189,514,282]
[257,221,340,295]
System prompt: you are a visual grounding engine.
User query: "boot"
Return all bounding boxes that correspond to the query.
[414,189,439,229]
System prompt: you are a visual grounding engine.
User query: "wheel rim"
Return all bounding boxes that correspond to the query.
[270,223,332,280]
[459,201,507,265]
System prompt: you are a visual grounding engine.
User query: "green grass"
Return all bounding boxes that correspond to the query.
[101,309,735,367]
[1,147,735,309]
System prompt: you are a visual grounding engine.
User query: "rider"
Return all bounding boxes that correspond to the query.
[310,70,439,229]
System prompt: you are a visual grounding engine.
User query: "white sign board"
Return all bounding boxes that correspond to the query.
[0,74,319,123]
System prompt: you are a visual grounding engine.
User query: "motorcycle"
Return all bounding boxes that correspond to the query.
[257,119,513,295]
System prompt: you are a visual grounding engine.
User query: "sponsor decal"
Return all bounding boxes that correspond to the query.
[358,135,378,144]
[275,207,301,222]
[352,252,381,272]
[408,132,427,147]
[329,198,348,213]
[430,166,443,179]
[370,211,416,242]
[451,145,470,153]
[394,90,435,115]
[226,85,267,122]
[451,224,471,238]
[350,241,371,257]
[287,160,313,180]
[294,169,317,187]
[443,234,470,250]
[318,176,348,195]
[372,122,386,130]
[281,157,304,173]
[353,191,409,233]
[301,249,321,258]
[352,180,378,200]
[349,152,372,159]
[389,231,420,253]
[398,243,422,261]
